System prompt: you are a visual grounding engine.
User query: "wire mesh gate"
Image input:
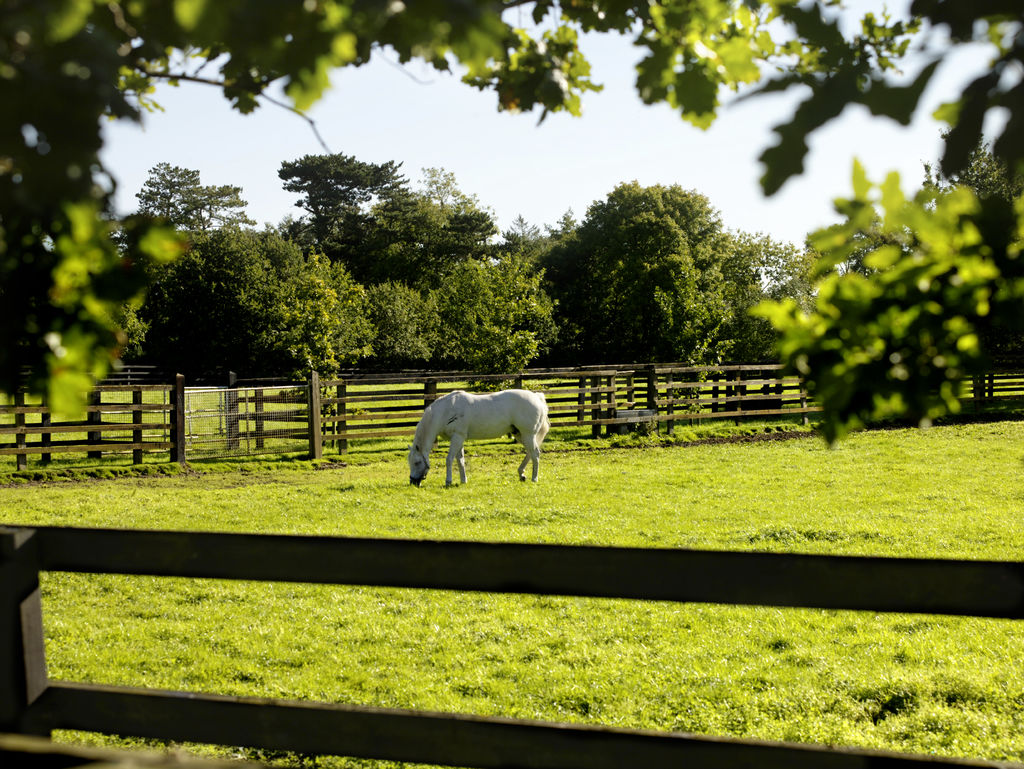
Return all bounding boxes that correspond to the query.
[183,384,310,459]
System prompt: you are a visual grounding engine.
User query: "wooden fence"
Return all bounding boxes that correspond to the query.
[319,364,817,453]
[2,525,1022,768]
[4,365,1024,467]
[0,377,185,471]
[317,364,1024,454]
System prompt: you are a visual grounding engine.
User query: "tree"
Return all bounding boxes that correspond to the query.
[139,229,371,378]
[434,256,556,373]
[278,153,406,246]
[542,182,729,364]
[719,232,814,362]
[136,162,254,231]
[364,282,439,369]
[925,138,1024,209]
[4,1,1023,415]
[498,215,547,265]
[360,167,497,289]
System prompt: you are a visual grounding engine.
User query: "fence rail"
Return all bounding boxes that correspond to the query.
[4,365,1024,467]
[0,382,183,469]
[320,364,818,450]
[1,525,1021,768]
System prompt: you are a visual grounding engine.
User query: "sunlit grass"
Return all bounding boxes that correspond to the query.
[2,420,1024,767]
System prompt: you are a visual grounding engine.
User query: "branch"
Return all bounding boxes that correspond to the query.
[135,68,333,154]
[258,91,333,154]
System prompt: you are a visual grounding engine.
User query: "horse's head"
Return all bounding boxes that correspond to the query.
[408,443,430,486]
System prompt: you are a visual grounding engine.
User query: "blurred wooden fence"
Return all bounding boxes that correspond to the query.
[4,365,1024,467]
[2,525,1022,768]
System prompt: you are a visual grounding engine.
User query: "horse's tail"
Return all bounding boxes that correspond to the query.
[536,392,550,437]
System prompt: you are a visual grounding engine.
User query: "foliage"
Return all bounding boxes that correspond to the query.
[364,281,438,368]
[923,140,1024,363]
[433,255,556,373]
[139,228,371,378]
[758,163,1024,443]
[719,231,814,362]
[754,3,1024,439]
[136,162,254,232]
[542,182,729,364]
[5,0,1024,423]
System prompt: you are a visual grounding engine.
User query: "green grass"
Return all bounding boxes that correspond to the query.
[2,421,1024,767]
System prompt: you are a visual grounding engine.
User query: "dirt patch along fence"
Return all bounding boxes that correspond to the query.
[2,525,1022,768]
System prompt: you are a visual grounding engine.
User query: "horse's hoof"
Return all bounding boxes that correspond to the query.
[519,475,526,482]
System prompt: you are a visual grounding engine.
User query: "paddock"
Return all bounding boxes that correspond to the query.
[2,421,1024,768]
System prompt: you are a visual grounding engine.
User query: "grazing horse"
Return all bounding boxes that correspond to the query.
[408,389,550,486]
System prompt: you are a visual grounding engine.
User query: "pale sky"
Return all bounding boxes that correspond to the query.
[99,10,994,247]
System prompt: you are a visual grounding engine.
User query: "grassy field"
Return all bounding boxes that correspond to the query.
[2,420,1024,767]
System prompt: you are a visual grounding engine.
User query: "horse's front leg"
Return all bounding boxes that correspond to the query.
[447,434,467,486]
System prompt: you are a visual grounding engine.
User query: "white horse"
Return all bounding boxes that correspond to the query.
[408,389,550,486]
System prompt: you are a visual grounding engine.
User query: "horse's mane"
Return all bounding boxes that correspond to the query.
[412,394,447,452]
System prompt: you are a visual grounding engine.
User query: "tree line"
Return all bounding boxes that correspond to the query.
[5,1,1020,437]
[123,154,817,379]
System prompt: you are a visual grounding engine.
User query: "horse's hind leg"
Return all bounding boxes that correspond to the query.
[520,433,542,482]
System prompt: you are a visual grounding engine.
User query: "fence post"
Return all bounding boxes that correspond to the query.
[646,365,658,436]
[39,394,50,465]
[604,375,616,437]
[665,370,675,435]
[87,388,102,460]
[226,371,240,451]
[800,376,810,427]
[0,527,49,736]
[14,391,26,471]
[336,381,348,455]
[577,376,586,425]
[732,369,743,424]
[308,370,323,461]
[170,374,186,465]
[590,376,601,438]
[255,387,266,451]
[132,389,143,465]
[425,381,437,408]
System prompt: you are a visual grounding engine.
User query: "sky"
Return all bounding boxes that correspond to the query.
[98,6,995,247]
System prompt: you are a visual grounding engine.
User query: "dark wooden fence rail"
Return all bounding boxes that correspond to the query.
[2,525,1021,768]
